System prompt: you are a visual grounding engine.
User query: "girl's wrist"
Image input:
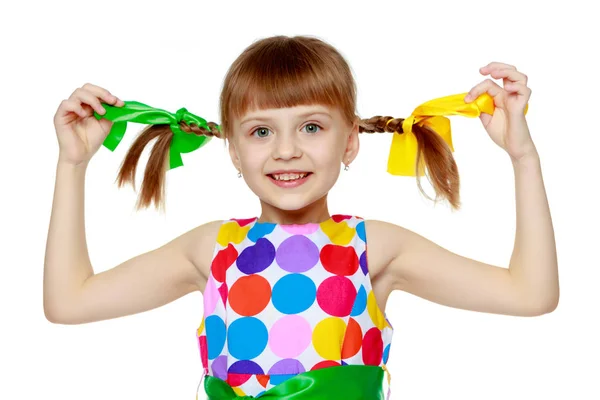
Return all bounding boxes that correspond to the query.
[57,157,90,170]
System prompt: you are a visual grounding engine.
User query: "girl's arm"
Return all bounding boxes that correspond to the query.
[43,160,221,325]
[368,151,559,317]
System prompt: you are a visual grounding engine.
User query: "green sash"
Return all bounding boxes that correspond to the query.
[202,364,386,399]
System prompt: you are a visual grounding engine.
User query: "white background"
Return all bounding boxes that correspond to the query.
[1,0,598,399]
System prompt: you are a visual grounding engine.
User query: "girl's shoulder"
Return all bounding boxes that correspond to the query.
[185,220,226,289]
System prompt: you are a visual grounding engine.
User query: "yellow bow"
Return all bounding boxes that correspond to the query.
[386,92,529,176]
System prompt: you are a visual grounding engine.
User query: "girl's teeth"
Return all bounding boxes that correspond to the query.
[273,173,307,181]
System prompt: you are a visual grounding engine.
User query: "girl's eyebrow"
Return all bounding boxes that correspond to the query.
[240,111,332,126]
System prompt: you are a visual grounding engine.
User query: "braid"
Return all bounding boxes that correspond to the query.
[358,116,405,134]
[179,120,223,138]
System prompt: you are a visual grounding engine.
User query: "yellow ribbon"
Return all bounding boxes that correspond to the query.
[386,92,529,176]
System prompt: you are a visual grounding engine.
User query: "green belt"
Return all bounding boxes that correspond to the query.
[203,364,385,399]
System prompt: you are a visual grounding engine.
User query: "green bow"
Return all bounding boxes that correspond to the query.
[93,101,220,169]
[203,364,385,399]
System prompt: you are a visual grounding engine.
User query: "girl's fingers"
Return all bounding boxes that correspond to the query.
[60,99,87,118]
[480,62,516,72]
[488,67,528,85]
[81,83,120,106]
[465,79,503,102]
[70,88,107,116]
[504,82,532,97]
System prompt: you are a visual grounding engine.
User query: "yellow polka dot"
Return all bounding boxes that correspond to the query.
[320,219,355,245]
[197,317,205,336]
[232,387,246,396]
[217,221,251,247]
[312,317,347,360]
[367,291,386,330]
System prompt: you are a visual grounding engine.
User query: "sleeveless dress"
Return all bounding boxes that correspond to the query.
[195,214,394,398]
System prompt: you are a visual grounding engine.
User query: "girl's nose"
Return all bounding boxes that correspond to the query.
[272,133,302,160]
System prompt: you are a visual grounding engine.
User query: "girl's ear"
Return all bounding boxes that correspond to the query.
[343,121,360,164]
[228,139,241,171]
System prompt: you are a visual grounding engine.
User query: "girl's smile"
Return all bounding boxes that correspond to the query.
[267,171,313,188]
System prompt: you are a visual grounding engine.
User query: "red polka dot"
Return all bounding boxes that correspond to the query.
[362,327,383,366]
[320,245,359,276]
[227,372,252,386]
[212,244,238,282]
[332,214,352,223]
[316,276,356,317]
[311,360,340,370]
[341,317,363,359]
[232,217,257,227]
[229,275,271,316]
[218,282,228,306]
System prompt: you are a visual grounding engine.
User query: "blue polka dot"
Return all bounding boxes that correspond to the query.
[356,221,366,242]
[350,285,367,316]
[383,343,391,364]
[228,317,268,360]
[256,391,266,398]
[272,274,316,314]
[205,315,226,360]
[248,222,276,242]
[341,360,348,366]
[270,374,295,385]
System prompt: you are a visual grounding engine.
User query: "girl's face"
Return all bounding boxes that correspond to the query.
[228,104,359,212]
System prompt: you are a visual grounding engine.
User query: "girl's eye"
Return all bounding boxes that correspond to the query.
[251,123,322,138]
[253,127,271,138]
[302,123,322,134]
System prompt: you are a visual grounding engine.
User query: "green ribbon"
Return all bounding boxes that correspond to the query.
[93,101,220,169]
[203,365,385,400]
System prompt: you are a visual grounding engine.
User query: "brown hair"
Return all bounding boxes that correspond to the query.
[115,35,460,212]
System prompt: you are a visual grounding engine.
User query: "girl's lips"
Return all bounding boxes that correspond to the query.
[267,172,312,188]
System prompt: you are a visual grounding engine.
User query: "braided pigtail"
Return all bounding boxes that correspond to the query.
[115,120,222,212]
[359,116,460,210]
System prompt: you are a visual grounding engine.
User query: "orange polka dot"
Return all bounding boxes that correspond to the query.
[229,275,271,316]
[341,317,363,358]
[257,374,269,388]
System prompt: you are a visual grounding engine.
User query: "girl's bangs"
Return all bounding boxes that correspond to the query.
[228,56,349,123]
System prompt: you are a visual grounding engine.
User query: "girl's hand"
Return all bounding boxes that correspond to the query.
[53,83,124,166]
[464,62,536,162]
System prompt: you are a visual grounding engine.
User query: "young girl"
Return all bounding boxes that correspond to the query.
[44,35,559,399]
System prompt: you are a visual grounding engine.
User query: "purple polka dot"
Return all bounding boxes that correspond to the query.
[228,359,264,375]
[268,358,305,375]
[211,356,228,381]
[237,238,275,274]
[360,250,368,275]
[276,235,319,272]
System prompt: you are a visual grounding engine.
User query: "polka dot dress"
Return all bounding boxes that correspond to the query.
[196,214,394,397]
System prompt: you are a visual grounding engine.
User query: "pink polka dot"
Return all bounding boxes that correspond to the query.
[316,276,356,317]
[269,315,312,358]
[280,223,319,235]
[204,274,219,315]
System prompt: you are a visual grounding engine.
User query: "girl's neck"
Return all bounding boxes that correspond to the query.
[257,196,331,225]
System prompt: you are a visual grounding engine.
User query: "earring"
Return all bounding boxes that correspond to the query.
[344,161,350,171]
[237,170,242,178]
